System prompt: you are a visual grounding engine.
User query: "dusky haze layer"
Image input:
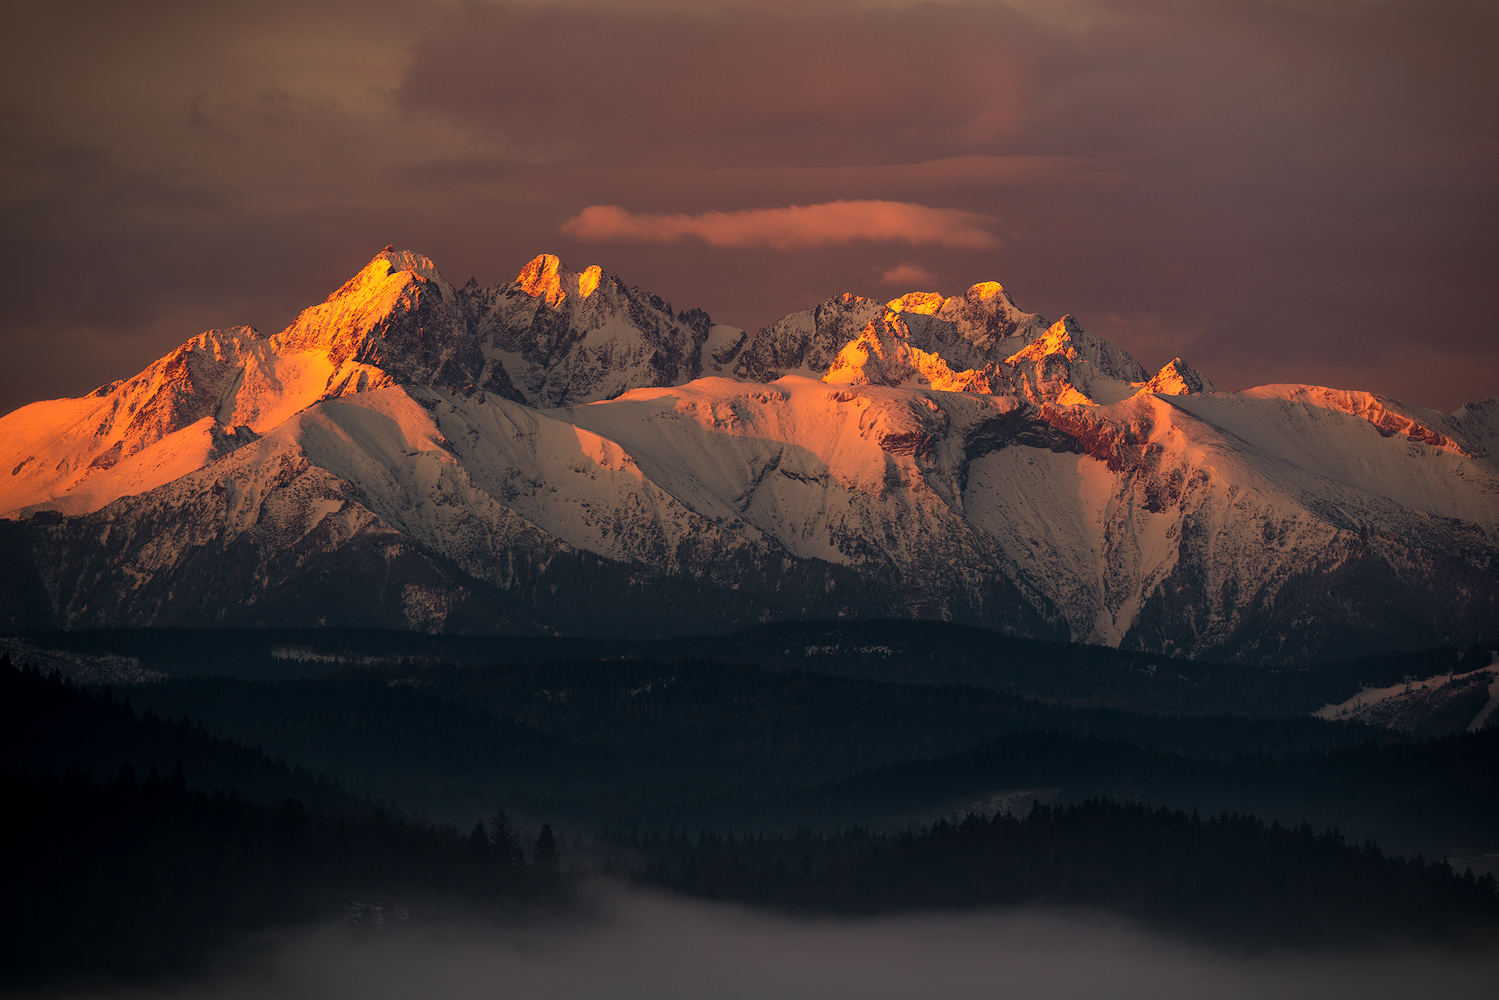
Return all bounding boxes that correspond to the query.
[38,888,1499,1000]
[1,0,1494,417]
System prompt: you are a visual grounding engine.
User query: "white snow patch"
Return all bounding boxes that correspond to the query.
[1313,663,1498,723]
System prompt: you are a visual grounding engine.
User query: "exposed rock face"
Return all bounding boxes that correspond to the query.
[1140,358,1217,396]
[884,281,1049,370]
[735,293,883,382]
[762,289,1153,407]
[273,248,488,395]
[467,253,724,408]
[0,250,734,517]
[3,248,1496,663]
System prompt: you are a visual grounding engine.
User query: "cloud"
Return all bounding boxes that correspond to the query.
[879,262,940,287]
[560,202,999,251]
[1,0,1496,413]
[398,4,1034,170]
[55,886,1499,1000]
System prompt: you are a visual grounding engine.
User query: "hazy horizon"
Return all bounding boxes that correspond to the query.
[2,0,1495,417]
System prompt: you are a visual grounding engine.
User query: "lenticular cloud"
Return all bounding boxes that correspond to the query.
[560,201,999,250]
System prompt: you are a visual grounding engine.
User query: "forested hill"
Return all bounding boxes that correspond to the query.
[610,801,1499,948]
[5,653,1499,984]
[0,653,351,808]
[116,656,1394,830]
[792,727,1499,857]
[0,655,571,986]
[7,623,1488,717]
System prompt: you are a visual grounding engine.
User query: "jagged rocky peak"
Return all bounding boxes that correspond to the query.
[285,247,487,397]
[274,246,460,359]
[1005,316,1147,382]
[735,293,884,383]
[473,252,729,408]
[375,246,443,282]
[272,247,731,408]
[1138,357,1216,396]
[513,253,605,309]
[886,280,1050,360]
[805,285,1158,407]
[988,315,1149,406]
[285,247,452,351]
[824,311,994,394]
[738,277,1158,408]
[737,280,1050,386]
[5,247,1498,660]
[489,252,645,330]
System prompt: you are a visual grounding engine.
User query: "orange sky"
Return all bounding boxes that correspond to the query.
[0,0,1494,414]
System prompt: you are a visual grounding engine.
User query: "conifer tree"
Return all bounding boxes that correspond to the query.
[489,810,523,869]
[533,823,561,877]
[467,823,490,864]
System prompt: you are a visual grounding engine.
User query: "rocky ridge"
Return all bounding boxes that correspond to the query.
[2,248,1496,663]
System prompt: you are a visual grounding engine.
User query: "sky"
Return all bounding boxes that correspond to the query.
[1,0,1495,416]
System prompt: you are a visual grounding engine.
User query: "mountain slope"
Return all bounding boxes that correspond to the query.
[0,249,734,518]
[2,248,1495,662]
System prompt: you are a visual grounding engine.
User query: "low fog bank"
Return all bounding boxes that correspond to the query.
[42,885,1499,1000]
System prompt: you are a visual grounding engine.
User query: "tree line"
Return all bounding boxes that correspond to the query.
[6,649,1498,984]
[0,656,570,986]
[796,726,1499,857]
[601,800,1499,947]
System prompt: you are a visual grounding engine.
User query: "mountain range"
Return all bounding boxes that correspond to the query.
[2,247,1495,663]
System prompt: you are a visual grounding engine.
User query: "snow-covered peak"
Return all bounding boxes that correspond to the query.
[885,291,947,316]
[471,254,720,407]
[0,323,371,517]
[1004,316,1144,378]
[735,293,885,383]
[376,246,443,282]
[0,247,478,518]
[991,315,1149,405]
[737,279,1052,390]
[277,247,456,355]
[936,281,1050,352]
[514,253,605,308]
[1233,384,1481,460]
[309,247,450,325]
[736,276,1158,408]
[815,303,1152,407]
[879,281,1049,373]
[824,314,993,394]
[884,281,1027,325]
[1136,357,1216,396]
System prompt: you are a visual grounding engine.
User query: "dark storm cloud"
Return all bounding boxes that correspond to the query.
[397,2,1036,170]
[399,0,1498,402]
[0,0,1494,416]
[0,0,440,409]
